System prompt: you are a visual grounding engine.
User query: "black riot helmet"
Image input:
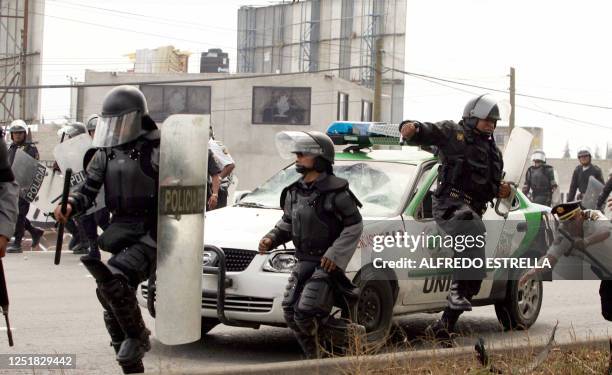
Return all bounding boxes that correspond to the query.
[58,122,87,140]
[93,85,157,148]
[276,131,335,173]
[462,94,502,130]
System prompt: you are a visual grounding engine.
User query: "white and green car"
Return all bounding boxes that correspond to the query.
[138,121,554,340]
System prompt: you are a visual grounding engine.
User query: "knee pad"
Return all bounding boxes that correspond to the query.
[296,274,334,319]
[108,244,155,287]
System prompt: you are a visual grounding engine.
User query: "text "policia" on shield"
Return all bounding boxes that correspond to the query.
[159,185,207,215]
[23,164,47,203]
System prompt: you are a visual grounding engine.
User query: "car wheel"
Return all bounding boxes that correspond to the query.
[355,279,394,342]
[201,318,220,336]
[494,274,543,331]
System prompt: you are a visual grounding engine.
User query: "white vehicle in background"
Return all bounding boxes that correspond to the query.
[138,122,553,341]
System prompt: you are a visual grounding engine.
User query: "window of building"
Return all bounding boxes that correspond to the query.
[140,85,211,123]
[252,87,311,125]
[337,92,349,121]
[361,100,373,122]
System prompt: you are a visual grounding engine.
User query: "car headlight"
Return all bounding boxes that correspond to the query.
[263,252,297,273]
[202,250,219,267]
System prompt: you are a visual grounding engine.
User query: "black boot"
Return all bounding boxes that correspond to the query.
[425,308,461,347]
[447,281,472,311]
[99,278,151,370]
[30,227,44,248]
[72,242,89,255]
[103,311,125,354]
[7,239,22,253]
[296,333,320,359]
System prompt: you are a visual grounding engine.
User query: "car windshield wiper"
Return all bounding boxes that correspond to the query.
[236,202,272,209]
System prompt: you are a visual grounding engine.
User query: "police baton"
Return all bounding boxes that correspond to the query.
[0,259,13,346]
[54,168,72,265]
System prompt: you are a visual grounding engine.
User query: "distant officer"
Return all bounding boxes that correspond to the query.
[208,124,235,209]
[568,148,604,201]
[400,94,511,342]
[522,150,557,206]
[7,120,44,253]
[520,201,612,322]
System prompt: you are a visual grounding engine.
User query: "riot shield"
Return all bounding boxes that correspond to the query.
[496,128,534,217]
[581,176,604,210]
[12,149,47,203]
[53,134,105,214]
[53,134,93,186]
[27,170,63,222]
[155,114,208,345]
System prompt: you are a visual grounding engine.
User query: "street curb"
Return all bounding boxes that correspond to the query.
[147,337,611,374]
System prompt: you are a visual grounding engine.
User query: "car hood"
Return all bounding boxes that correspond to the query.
[203,206,285,251]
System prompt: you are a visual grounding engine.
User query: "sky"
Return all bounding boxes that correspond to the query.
[39,0,612,158]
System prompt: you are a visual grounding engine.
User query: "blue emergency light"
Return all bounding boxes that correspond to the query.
[326,121,400,148]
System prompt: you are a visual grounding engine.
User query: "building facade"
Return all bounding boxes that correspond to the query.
[237,0,406,123]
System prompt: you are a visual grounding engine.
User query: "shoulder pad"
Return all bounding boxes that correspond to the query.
[347,188,363,208]
[314,175,348,193]
[83,148,98,170]
[279,180,300,208]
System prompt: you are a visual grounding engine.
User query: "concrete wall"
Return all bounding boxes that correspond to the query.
[70,71,373,190]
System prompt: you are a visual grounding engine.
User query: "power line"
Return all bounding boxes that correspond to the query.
[404,72,612,131]
[393,68,612,110]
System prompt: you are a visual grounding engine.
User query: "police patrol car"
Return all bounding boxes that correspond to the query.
[138,121,553,340]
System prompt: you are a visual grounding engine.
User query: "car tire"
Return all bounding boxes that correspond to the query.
[354,278,394,343]
[201,318,220,336]
[494,273,543,331]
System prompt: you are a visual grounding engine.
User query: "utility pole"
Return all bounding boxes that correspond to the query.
[509,66,515,131]
[373,38,383,122]
[20,0,30,121]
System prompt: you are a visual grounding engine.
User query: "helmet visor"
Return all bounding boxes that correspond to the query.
[275,131,323,160]
[92,111,142,147]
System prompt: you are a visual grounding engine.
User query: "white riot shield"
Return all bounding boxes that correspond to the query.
[155,114,208,345]
[496,128,534,216]
[53,134,105,214]
[53,134,92,174]
[12,149,47,203]
[27,169,63,222]
[582,176,604,210]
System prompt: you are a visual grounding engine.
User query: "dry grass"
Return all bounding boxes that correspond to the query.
[331,324,611,375]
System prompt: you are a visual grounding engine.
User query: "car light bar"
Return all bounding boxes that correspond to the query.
[326,121,401,147]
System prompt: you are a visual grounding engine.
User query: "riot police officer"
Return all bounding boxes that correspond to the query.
[568,148,603,201]
[7,120,44,253]
[55,122,95,255]
[54,86,159,373]
[522,150,557,206]
[520,201,612,323]
[208,124,235,209]
[258,131,364,358]
[399,94,511,342]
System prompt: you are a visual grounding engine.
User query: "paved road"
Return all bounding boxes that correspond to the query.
[0,244,608,374]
